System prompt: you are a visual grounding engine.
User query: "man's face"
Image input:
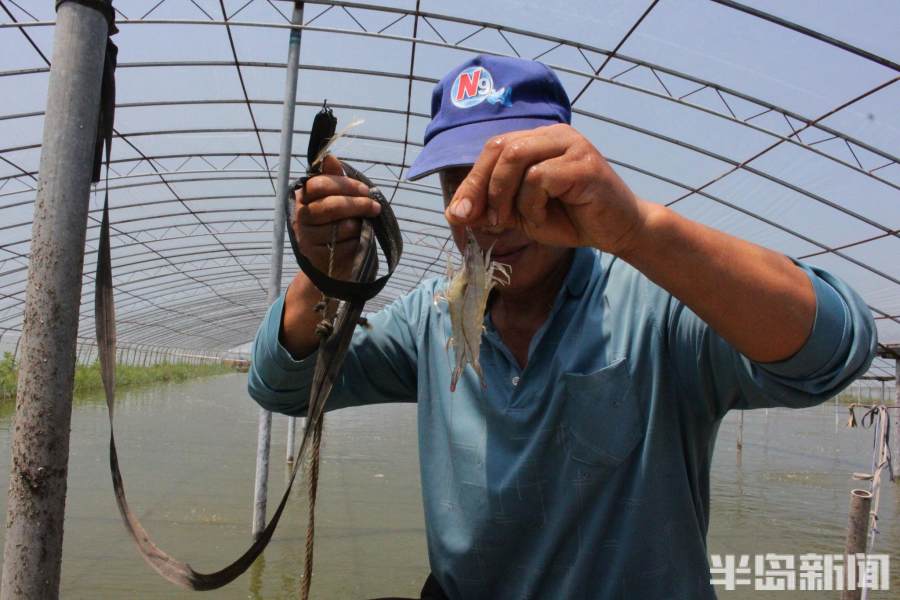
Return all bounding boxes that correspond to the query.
[439,167,571,294]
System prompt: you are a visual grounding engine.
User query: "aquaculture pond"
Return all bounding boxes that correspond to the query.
[0,372,896,598]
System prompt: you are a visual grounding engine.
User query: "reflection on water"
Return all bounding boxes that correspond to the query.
[0,375,896,598]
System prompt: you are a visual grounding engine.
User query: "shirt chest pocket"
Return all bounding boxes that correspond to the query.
[560,357,645,469]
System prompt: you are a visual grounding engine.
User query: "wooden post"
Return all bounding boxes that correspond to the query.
[842,489,872,599]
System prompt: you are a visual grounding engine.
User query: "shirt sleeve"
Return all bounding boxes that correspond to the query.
[666,260,877,422]
[247,288,421,416]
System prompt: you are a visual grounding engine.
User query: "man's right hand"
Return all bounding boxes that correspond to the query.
[280,154,381,359]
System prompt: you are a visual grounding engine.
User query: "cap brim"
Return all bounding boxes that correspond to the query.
[405,116,563,181]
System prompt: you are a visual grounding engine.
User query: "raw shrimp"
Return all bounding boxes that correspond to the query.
[436,228,511,392]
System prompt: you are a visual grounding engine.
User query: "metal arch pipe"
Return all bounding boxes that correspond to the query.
[0,149,416,183]
[17,14,893,168]
[69,241,445,305]
[104,278,420,343]
[3,205,898,348]
[100,280,418,348]
[3,108,896,243]
[710,0,900,72]
[2,203,897,337]
[68,276,426,344]
[2,107,897,195]
[65,257,443,321]
[101,274,426,335]
[1,8,897,168]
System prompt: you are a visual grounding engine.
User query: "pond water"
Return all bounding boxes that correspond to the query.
[0,373,896,598]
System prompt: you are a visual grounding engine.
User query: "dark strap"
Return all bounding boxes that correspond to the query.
[93,39,116,182]
[286,101,402,303]
[98,102,405,590]
[287,166,402,303]
[56,0,118,33]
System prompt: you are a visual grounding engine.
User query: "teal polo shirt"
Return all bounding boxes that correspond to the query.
[248,247,876,599]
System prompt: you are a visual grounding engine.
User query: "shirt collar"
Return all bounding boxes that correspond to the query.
[484,245,596,335]
[563,246,596,298]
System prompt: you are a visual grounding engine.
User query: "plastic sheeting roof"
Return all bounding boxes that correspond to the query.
[0,0,898,378]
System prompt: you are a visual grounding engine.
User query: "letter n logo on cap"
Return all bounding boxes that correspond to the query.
[451,66,503,108]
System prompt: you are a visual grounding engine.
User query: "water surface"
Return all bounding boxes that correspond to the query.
[0,374,896,598]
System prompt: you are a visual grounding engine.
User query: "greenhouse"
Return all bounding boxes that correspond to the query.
[0,1,897,598]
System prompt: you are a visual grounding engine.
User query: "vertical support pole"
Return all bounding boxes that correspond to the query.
[253,0,305,539]
[0,3,108,598]
[893,359,899,483]
[286,414,297,465]
[736,410,743,463]
[13,335,21,362]
[842,489,872,600]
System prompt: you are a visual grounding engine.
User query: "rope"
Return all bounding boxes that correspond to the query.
[313,225,338,340]
[302,222,337,600]
[301,416,324,600]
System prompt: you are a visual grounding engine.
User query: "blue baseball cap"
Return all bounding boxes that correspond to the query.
[406,54,572,181]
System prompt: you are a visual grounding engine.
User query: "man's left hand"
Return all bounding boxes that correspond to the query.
[445,123,647,255]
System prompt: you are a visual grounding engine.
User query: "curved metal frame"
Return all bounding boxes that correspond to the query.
[0,0,897,380]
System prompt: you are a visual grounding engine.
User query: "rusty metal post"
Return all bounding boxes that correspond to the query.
[0,2,109,598]
[842,489,872,599]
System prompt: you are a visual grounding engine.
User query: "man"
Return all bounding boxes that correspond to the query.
[248,55,876,599]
